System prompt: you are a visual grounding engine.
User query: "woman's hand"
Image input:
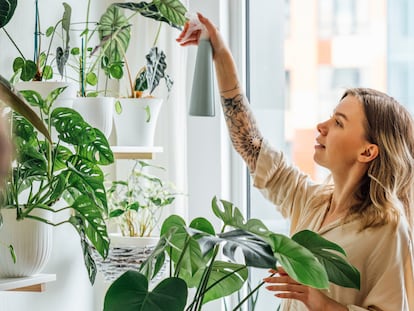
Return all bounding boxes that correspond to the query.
[263,267,348,311]
[176,13,228,59]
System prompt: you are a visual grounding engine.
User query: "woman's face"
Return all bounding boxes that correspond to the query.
[314,95,371,174]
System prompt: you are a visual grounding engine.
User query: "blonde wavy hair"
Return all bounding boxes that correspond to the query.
[342,88,414,230]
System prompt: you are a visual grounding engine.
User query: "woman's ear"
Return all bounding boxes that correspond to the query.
[359,143,379,163]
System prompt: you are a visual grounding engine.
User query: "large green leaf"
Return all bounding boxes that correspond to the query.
[51,107,96,145]
[114,0,187,29]
[160,215,210,283]
[78,128,114,165]
[70,194,109,259]
[153,0,187,27]
[104,271,188,311]
[98,4,130,76]
[69,215,98,284]
[66,159,108,213]
[269,233,329,289]
[0,75,51,141]
[0,0,17,28]
[211,196,245,228]
[292,230,360,289]
[201,261,248,304]
[193,228,277,269]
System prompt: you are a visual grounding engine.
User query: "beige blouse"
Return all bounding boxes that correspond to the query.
[252,140,414,311]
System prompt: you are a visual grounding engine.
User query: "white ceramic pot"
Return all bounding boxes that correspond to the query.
[113,98,162,146]
[109,233,159,248]
[72,97,114,138]
[0,208,53,277]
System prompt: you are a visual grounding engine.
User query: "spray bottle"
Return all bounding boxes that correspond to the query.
[182,13,215,117]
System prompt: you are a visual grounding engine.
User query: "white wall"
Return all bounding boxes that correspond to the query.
[0,1,115,310]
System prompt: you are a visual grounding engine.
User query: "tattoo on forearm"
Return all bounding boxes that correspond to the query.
[221,94,263,172]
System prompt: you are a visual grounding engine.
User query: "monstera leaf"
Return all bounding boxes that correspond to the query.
[292,230,361,289]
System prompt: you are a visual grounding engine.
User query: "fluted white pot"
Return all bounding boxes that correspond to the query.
[113,98,162,146]
[72,97,114,138]
[0,208,53,277]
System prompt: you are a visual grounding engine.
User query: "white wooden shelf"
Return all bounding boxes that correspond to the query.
[0,274,56,292]
[111,146,163,160]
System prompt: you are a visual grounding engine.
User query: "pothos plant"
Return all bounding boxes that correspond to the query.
[0,0,72,82]
[104,196,360,311]
[107,160,178,238]
[94,1,187,115]
[0,84,114,285]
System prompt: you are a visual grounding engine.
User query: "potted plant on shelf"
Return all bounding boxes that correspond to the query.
[0,83,114,285]
[95,0,187,146]
[0,74,51,266]
[68,0,120,139]
[103,196,360,311]
[92,160,179,282]
[0,0,77,103]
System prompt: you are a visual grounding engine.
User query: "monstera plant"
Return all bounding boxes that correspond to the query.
[0,82,114,284]
[104,197,360,311]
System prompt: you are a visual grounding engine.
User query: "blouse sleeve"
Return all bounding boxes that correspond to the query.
[251,140,320,227]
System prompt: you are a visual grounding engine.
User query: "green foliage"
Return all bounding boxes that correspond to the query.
[0,87,114,285]
[104,196,360,311]
[0,74,50,141]
[94,0,187,98]
[0,1,72,81]
[107,160,179,237]
[104,270,188,311]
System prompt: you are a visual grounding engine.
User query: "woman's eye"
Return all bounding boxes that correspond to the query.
[335,119,342,127]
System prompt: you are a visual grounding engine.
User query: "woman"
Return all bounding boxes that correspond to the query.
[177,13,414,311]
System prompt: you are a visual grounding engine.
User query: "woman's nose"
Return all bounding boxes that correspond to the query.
[317,120,328,135]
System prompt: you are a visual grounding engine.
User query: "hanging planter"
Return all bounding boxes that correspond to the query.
[91,234,162,282]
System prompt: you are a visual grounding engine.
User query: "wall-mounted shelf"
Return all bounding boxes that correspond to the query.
[0,274,56,292]
[111,146,163,160]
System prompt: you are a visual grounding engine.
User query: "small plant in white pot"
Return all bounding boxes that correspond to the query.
[97,1,187,146]
[93,160,179,281]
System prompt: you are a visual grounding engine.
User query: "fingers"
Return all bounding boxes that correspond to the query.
[268,266,288,276]
[265,283,305,294]
[263,275,300,285]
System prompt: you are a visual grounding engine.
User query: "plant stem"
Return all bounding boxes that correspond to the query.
[232,274,275,311]
[2,29,25,59]
[152,22,162,47]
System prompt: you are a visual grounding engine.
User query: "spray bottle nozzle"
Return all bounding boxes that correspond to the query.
[180,12,209,44]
